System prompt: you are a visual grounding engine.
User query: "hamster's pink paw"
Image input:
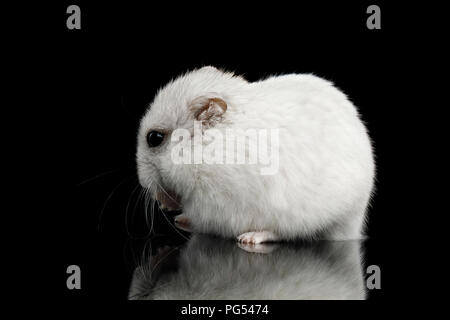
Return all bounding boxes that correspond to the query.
[174,214,191,232]
[237,242,278,254]
[237,231,279,244]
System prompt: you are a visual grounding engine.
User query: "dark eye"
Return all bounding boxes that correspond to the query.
[146,131,165,148]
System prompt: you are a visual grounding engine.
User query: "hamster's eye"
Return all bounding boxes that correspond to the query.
[146,131,165,148]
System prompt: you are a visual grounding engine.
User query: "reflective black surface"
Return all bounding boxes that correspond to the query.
[129,234,366,300]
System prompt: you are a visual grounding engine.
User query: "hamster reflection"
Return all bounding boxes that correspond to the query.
[129,235,366,300]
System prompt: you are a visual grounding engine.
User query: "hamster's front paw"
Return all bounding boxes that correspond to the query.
[174,214,191,232]
[237,242,278,254]
[237,231,279,244]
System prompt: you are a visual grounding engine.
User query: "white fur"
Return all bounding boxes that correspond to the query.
[137,66,375,241]
[129,235,366,300]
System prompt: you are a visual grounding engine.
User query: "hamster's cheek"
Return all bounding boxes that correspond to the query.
[136,160,159,192]
[136,167,150,188]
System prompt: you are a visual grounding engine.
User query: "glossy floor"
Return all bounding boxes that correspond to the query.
[129,235,369,300]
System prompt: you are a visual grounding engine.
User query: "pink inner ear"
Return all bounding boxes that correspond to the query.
[193,97,227,122]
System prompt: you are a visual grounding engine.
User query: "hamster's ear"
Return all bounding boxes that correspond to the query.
[190,96,227,127]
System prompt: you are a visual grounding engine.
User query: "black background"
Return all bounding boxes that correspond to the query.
[16,0,433,308]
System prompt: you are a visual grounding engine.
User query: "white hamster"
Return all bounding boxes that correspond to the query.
[136,66,375,243]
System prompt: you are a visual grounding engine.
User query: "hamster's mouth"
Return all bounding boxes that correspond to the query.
[155,190,182,212]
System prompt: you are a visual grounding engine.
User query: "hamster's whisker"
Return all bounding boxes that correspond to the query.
[125,182,142,238]
[76,168,122,187]
[150,197,156,234]
[144,186,151,230]
[127,240,153,299]
[132,184,146,229]
[154,181,180,204]
[147,187,156,234]
[143,183,157,237]
[124,236,140,273]
[149,246,179,276]
[97,176,130,232]
[140,237,153,278]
